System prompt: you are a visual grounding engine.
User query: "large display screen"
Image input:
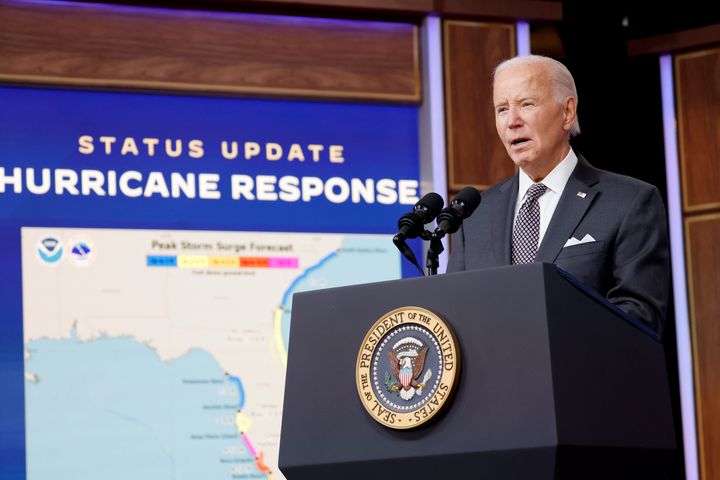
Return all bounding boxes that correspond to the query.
[0,86,420,479]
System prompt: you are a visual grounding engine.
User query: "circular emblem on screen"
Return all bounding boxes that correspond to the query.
[355,306,460,429]
[68,236,95,267]
[36,237,63,264]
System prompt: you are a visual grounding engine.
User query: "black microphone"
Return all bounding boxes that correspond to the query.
[393,192,443,276]
[394,192,444,241]
[433,187,481,239]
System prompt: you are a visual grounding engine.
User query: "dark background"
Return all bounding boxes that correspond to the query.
[540,0,720,193]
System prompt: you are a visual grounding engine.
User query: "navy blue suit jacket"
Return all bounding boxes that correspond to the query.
[447,155,670,336]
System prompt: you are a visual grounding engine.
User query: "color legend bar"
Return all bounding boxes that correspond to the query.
[147,255,298,269]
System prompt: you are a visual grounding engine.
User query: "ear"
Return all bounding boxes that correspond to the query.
[562,97,577,131]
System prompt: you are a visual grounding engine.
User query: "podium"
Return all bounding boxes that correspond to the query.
[279,263,677,479]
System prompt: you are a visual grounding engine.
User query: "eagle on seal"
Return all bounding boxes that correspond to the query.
[388,337,432,401]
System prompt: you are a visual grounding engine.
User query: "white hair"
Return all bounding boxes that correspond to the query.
[494,55,581,137]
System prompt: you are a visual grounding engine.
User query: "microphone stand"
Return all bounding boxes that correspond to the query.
[422,230,444,276]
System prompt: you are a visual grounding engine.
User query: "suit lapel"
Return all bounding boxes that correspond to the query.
[535,155,600,263]
[494,175,518,264]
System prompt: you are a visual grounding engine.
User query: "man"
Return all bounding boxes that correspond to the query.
[447,55,670,336]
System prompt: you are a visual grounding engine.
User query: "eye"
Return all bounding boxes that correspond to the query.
[496,106,508,115]
[521,101,535,109]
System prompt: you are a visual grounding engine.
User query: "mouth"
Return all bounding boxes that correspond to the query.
[510,138,531,147]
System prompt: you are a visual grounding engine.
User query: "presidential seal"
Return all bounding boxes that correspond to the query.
[355,306,460,429]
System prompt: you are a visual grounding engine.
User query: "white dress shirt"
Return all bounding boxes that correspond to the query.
[513,148,578,246]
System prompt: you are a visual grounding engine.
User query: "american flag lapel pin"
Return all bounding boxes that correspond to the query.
[577,191,587,198]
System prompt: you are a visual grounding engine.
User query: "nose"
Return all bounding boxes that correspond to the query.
[508,106,523,129]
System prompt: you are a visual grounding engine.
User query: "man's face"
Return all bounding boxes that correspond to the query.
[493,63,574,180]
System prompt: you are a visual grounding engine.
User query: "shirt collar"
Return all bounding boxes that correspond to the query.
[518,148,578,198]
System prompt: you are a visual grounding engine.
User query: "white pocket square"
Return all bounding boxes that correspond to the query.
[564,234,596,248]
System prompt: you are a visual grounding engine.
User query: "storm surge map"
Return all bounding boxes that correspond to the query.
[22,227,401,480]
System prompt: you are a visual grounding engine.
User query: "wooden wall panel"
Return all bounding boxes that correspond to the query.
[685,214,720,480]
[676,49,720,212]
[0,0,420,101]
[219,0,433,14]
[440,0,561,21]
[211,0,562,21]
[629,24,720,57]
[443,20,515,192]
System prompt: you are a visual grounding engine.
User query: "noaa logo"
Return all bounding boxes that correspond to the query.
[356,306,460,429]
[68,237,95,266]
[36,237,63,264]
